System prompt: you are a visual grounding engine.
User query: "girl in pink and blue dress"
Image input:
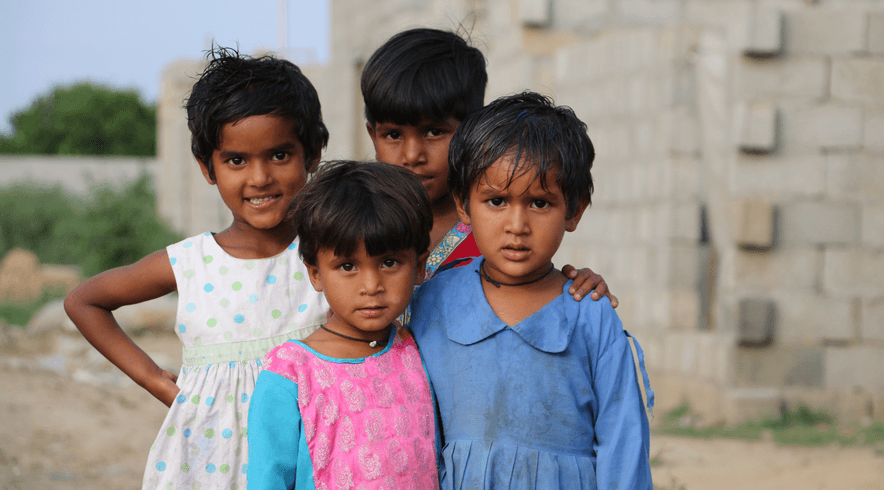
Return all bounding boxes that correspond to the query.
[247,161,439,489]
[407,92,655,489]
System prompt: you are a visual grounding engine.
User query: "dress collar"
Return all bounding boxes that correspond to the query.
[444,258,578,354]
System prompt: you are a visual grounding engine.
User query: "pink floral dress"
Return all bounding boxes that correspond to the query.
[246,327,439,489]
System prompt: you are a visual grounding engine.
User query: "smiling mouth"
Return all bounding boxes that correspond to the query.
[246,195,281,205]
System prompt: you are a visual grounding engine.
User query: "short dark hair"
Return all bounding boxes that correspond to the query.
[186,46,329,180]
[292,161,433,266]
[448,92,595,219]
[361,28,487,126]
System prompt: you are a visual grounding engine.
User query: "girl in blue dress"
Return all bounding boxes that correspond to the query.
[407,92,654,489]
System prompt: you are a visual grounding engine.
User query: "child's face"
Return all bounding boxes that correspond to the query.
[455,156,587,284]
[306,242,427,336]
[199,114,312,234]
[367,118,459,205]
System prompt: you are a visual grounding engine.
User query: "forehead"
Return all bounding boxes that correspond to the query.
[475,155,561,194]
[217,114,299,148]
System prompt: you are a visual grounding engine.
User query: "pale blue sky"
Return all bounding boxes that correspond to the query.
[0,0,329,135]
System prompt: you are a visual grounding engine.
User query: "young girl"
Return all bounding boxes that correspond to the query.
[407,92,654,489]
[64,49,331,490]
[247,161,438,489]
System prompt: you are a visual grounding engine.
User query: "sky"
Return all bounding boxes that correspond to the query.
[0,0,329,135]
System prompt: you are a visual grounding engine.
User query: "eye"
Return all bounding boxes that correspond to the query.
[383,130,401,141]
[339,263,355,272]
[381,258,399,269]
[228,156,245,166]
[531,199,549,209]
[271,151,289,161]
[488,197,505,207]
[426,128,444,137]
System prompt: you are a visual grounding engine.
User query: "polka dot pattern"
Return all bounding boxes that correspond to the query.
[145,233,329,489]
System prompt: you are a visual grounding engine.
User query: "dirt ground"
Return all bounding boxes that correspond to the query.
[1,332,882,489]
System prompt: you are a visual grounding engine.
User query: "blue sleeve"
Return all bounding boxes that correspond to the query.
[591,312,653,489]
[247,370,315,490]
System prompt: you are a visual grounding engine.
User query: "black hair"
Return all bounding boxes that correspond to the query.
[361,28,487,126]
[448,91,595,219]
[186,46,329,180]
[292,161,433,266]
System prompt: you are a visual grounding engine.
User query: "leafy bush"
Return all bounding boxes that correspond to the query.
[0,174,182,277]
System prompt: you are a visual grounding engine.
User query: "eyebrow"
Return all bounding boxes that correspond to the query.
[217,142,298,159]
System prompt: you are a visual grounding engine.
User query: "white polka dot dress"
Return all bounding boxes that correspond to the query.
[142,232,328,490]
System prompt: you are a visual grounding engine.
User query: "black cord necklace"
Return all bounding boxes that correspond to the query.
[476,259,555,288]
[320,324,388,348]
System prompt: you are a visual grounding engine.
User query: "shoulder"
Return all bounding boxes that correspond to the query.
[566,283,625,350]
[166,232,214,255]
[262,340,311,379]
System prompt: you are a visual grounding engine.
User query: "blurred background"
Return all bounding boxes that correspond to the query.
[0,0,881,488]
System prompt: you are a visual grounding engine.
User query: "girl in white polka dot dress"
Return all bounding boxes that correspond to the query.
[64,48,330,490]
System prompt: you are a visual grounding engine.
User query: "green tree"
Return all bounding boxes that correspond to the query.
[0,83,156,156]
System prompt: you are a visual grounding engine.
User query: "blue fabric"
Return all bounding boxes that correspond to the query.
[247,371,316,490]
[408,258,653,490]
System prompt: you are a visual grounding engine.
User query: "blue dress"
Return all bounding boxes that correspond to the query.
[408,258,653,489]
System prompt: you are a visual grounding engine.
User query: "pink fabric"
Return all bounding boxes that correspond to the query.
[263,330,438,489]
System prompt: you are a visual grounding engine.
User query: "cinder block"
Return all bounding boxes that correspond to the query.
[823,249,884,298]
[733,154,826,198]
[743,9,784,57]
[679,334,699,375]
[735,346,825,388]
[868,11,884,55]
[734,248,821,292]
[787,9,867,55]
[861,204,884,247]
[863,111,883,151]
[738,298,776,346]
[826,153,884,200]
[670,290,700,331]
[824,345,885,392]
[780,201,859,246]
[722,387,782,425]
[831,59,884,104]
[518,0,551,27]
[617,0,681,25]
[774,293,855,343]
[736,58,828,99]
[735,198,776,250]
[737,101,778,154]
[783,104,864,151]
[860,298,884,342]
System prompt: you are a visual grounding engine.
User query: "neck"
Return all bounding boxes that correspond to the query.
[216,221,296,259]
[429,195,461,249]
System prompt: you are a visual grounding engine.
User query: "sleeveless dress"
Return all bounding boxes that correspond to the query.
[142,232,329,490]
[247,328,440,490]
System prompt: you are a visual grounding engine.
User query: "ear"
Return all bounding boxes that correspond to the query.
[305,261,324,293]
[453,194,472,226]
[366,122,381,157]
[197,158,216,185]
[414,251,430,286]
[565,199,590,232]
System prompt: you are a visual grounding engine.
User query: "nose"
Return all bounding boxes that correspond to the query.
[504,206,530,235]
[361,268,385,295]
[401,136,426,167]
[249,161,274,186]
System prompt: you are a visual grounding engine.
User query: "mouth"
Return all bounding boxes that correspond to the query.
[357,306,387,318]
[245,195,281,206]
[502,245,531,260]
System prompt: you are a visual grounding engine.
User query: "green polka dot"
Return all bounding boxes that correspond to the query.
[181,463,190,473]
[183,270,195,279]
[166,483,173,490]
[192,482,201,490]
[203,255,213,264]
[166,427,176,436]
[293,272,304,280]
[191,447,200,456]
[227,395,234,403]
[220,464,230,474]
[220,298,230,307]
[191,395,201,404]
[285,289,295,298]
[232,282,242,291]
[224,332,233,341]
[207,318,217,327]
[219,266,228,275]
[278,256,288,265]
[252,328,263,337]
[245,260,255,270]
[242,428,248,437]
[151,443,157,451]
[194,337,203,346]
[205,429,215,438]
[271,309,282,319]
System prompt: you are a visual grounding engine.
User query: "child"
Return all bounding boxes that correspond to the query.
[64,48,331,490]
[361,28,615,305]
[407,92,654,489]
[247,161,439,489]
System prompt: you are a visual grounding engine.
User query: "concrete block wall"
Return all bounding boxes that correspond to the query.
[155,0,882,423]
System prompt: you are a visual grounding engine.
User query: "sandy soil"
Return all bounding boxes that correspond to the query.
[1,332,882,489]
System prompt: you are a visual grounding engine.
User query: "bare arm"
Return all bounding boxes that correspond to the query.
[64,249,180,407]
